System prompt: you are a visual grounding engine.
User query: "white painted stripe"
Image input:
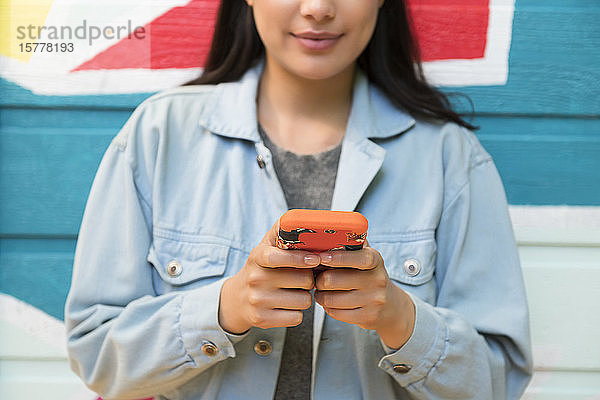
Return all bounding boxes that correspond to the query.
[0,55,202,94]
[0,360,98,400]
[0,293,67,355]
[524,370,600,399]
[509,205,600,246]
[0,294,99,398]
[67,386,99,400]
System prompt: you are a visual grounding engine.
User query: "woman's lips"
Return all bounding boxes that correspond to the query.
[292,32,342,51]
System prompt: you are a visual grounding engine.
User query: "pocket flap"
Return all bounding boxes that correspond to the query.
[372,234,436,286]
[148,236,230,286]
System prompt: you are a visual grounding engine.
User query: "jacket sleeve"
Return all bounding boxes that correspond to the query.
[64,107,244,399]
[377,141,533,399]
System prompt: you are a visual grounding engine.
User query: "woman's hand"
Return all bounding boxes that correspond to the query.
[219,221,319,334]
[314,242,416,350]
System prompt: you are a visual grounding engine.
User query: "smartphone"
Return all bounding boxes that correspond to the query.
[277,209,368,253]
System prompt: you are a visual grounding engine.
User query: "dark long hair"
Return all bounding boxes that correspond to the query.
[185,0,477,130]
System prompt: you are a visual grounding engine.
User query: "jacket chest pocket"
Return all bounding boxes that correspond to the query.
[370,231,437,301]
[147,231,231,293]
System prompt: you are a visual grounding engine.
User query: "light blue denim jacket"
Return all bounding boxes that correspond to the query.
[65,61,533,400]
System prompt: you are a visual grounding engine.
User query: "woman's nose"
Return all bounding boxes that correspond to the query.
[299,0,336,22]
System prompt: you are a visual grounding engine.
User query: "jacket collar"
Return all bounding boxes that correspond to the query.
[197,59,416,142]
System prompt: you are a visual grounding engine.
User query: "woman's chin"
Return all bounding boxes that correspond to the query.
[281,60,355,82]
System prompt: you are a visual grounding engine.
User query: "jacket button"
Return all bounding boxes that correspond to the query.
[167,260,182,277]
[392,363,411,374]
[201,342,219,357]
[256,155,266,169]
[403,259,421,277]
[254,339,272,356]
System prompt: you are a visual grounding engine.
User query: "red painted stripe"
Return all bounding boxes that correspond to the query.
[73,0,489,70]
[73,0,219,71]
[407,0,489,61]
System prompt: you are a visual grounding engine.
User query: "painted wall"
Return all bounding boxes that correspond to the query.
[1,0,599,398]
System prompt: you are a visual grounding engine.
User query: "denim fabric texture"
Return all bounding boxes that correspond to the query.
[65,61,533,399]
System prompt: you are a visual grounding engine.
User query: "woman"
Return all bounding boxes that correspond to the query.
[65,0,533,398]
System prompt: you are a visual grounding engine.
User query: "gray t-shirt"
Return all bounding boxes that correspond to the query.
[258,124,342,400]
[259,125,341,210]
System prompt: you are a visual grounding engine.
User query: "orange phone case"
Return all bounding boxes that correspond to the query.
[277,209,368,252]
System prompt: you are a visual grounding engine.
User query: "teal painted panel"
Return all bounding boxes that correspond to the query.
[2,3,599,116]
[0,128,113,235]
[0,78,151,110]
[474,116,600,205]
[0,239,76,320]
[454,4,600,116]
[0,108,132,129]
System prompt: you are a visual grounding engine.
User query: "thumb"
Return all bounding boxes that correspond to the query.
[260,218,281,247]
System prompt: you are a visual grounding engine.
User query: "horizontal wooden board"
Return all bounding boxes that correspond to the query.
[510,206,600,245]
[0,359,95,400]
[0,77,151,109]
[0,320,65,360]
[0,107,132,129]
[0,239,76,320]
[2,349,600,400]
[523,370,600,399]
[2,4,599,116]
[521,246,600,370]
[474,116,600,206]
[0,128,113,235]
[0,293,67,361]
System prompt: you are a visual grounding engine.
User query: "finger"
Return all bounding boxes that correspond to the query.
[315,268,383,291]
[254,245,320,269]
[314,289,368,310]
[248,288,312,310]
[275,289,313,310]
[277,270,315,290]
[249,308,304,329]
[318,247,381,270]
[247,267,314,290]
[321,307,371,326]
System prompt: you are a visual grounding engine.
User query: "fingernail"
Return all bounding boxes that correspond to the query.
[321,253,333,263]
[304,254,320,265]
